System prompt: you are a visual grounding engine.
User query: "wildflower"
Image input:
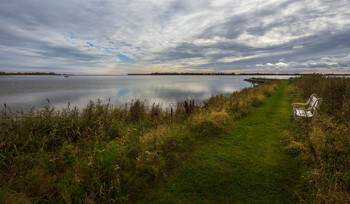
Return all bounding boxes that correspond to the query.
[88,161,93,167]
[114,164,120,170]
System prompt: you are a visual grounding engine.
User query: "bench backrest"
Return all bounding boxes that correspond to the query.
[309,95,321,110]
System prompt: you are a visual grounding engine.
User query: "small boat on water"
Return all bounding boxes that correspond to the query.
[64,74,69,78]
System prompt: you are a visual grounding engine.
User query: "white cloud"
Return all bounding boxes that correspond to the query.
[217,53,270,63]
[275,62,288,68]
[0,0,350,74]
[255,55,350,73]
[293,45,304,49]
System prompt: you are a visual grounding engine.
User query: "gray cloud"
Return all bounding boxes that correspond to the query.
[0,0,350,74]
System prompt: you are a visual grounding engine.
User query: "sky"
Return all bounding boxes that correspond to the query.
[1,0,350,75]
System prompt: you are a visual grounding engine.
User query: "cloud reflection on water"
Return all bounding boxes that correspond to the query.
[0,75,255,112]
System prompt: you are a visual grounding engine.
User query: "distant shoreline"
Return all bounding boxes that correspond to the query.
[128,72,350,76]
[1,72,349,76]
[0,72,73,76]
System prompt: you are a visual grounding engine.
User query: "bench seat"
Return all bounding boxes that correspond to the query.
[294,109,313,117]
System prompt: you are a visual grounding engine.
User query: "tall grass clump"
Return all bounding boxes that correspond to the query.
[0,79,279,203]
[285,74,350,203]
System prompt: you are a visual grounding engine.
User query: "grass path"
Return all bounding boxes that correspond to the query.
[141,81,300,203]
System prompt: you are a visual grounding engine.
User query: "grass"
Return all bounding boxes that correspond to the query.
[141,80,300,203]
[0,79,279,203]
[285,75,350,203]
[4,75,346,203]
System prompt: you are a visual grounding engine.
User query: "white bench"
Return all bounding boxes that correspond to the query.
[293,94,322,117]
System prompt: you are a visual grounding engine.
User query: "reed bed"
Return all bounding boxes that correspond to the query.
[285,74,350,203]
[0,81,278,203]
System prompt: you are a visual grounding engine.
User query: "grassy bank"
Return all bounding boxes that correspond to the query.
[0,80,278,203]
[285,74,350,203]
[141,80,300,203]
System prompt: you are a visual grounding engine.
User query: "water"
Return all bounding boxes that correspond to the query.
[0,75,292,112]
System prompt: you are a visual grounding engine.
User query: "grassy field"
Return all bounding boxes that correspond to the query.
[141,80,300,203]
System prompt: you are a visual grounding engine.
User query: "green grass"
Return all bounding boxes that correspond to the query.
[0,80,280,203]
[141,80,300,203]
[2,76,347,202]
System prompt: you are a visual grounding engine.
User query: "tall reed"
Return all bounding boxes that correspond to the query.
[0,80,278,203]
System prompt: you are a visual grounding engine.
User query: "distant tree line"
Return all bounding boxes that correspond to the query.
[151,72,236,75]
[0,72,68,76]
[128,72,350,76]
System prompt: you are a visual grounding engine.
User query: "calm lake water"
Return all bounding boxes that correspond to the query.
[0,75,292,112]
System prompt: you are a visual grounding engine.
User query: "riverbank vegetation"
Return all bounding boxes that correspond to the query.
[141,80,300,203]
[0,80,278,203]
[285,74,350,203]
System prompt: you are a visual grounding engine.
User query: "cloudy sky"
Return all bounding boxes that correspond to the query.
[1,0,350,74]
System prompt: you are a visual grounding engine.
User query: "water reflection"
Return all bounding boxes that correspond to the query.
[0,75,286,112]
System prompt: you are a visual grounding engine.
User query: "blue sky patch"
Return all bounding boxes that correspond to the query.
[63,32,78,39]
[117,54,132,62]
[85,42,94,47]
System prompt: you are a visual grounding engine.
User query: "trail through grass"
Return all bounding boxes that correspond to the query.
[141,81,300,203]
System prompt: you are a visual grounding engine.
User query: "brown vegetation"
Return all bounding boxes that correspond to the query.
[285,74,350,203]
[0,81,278,203]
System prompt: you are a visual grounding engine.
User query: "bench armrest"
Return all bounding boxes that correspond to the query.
[292,102,308,105]
[292,102,308,108]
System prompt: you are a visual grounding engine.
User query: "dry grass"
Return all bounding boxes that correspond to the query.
[0,80,279,203]
[285,74,350,203]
